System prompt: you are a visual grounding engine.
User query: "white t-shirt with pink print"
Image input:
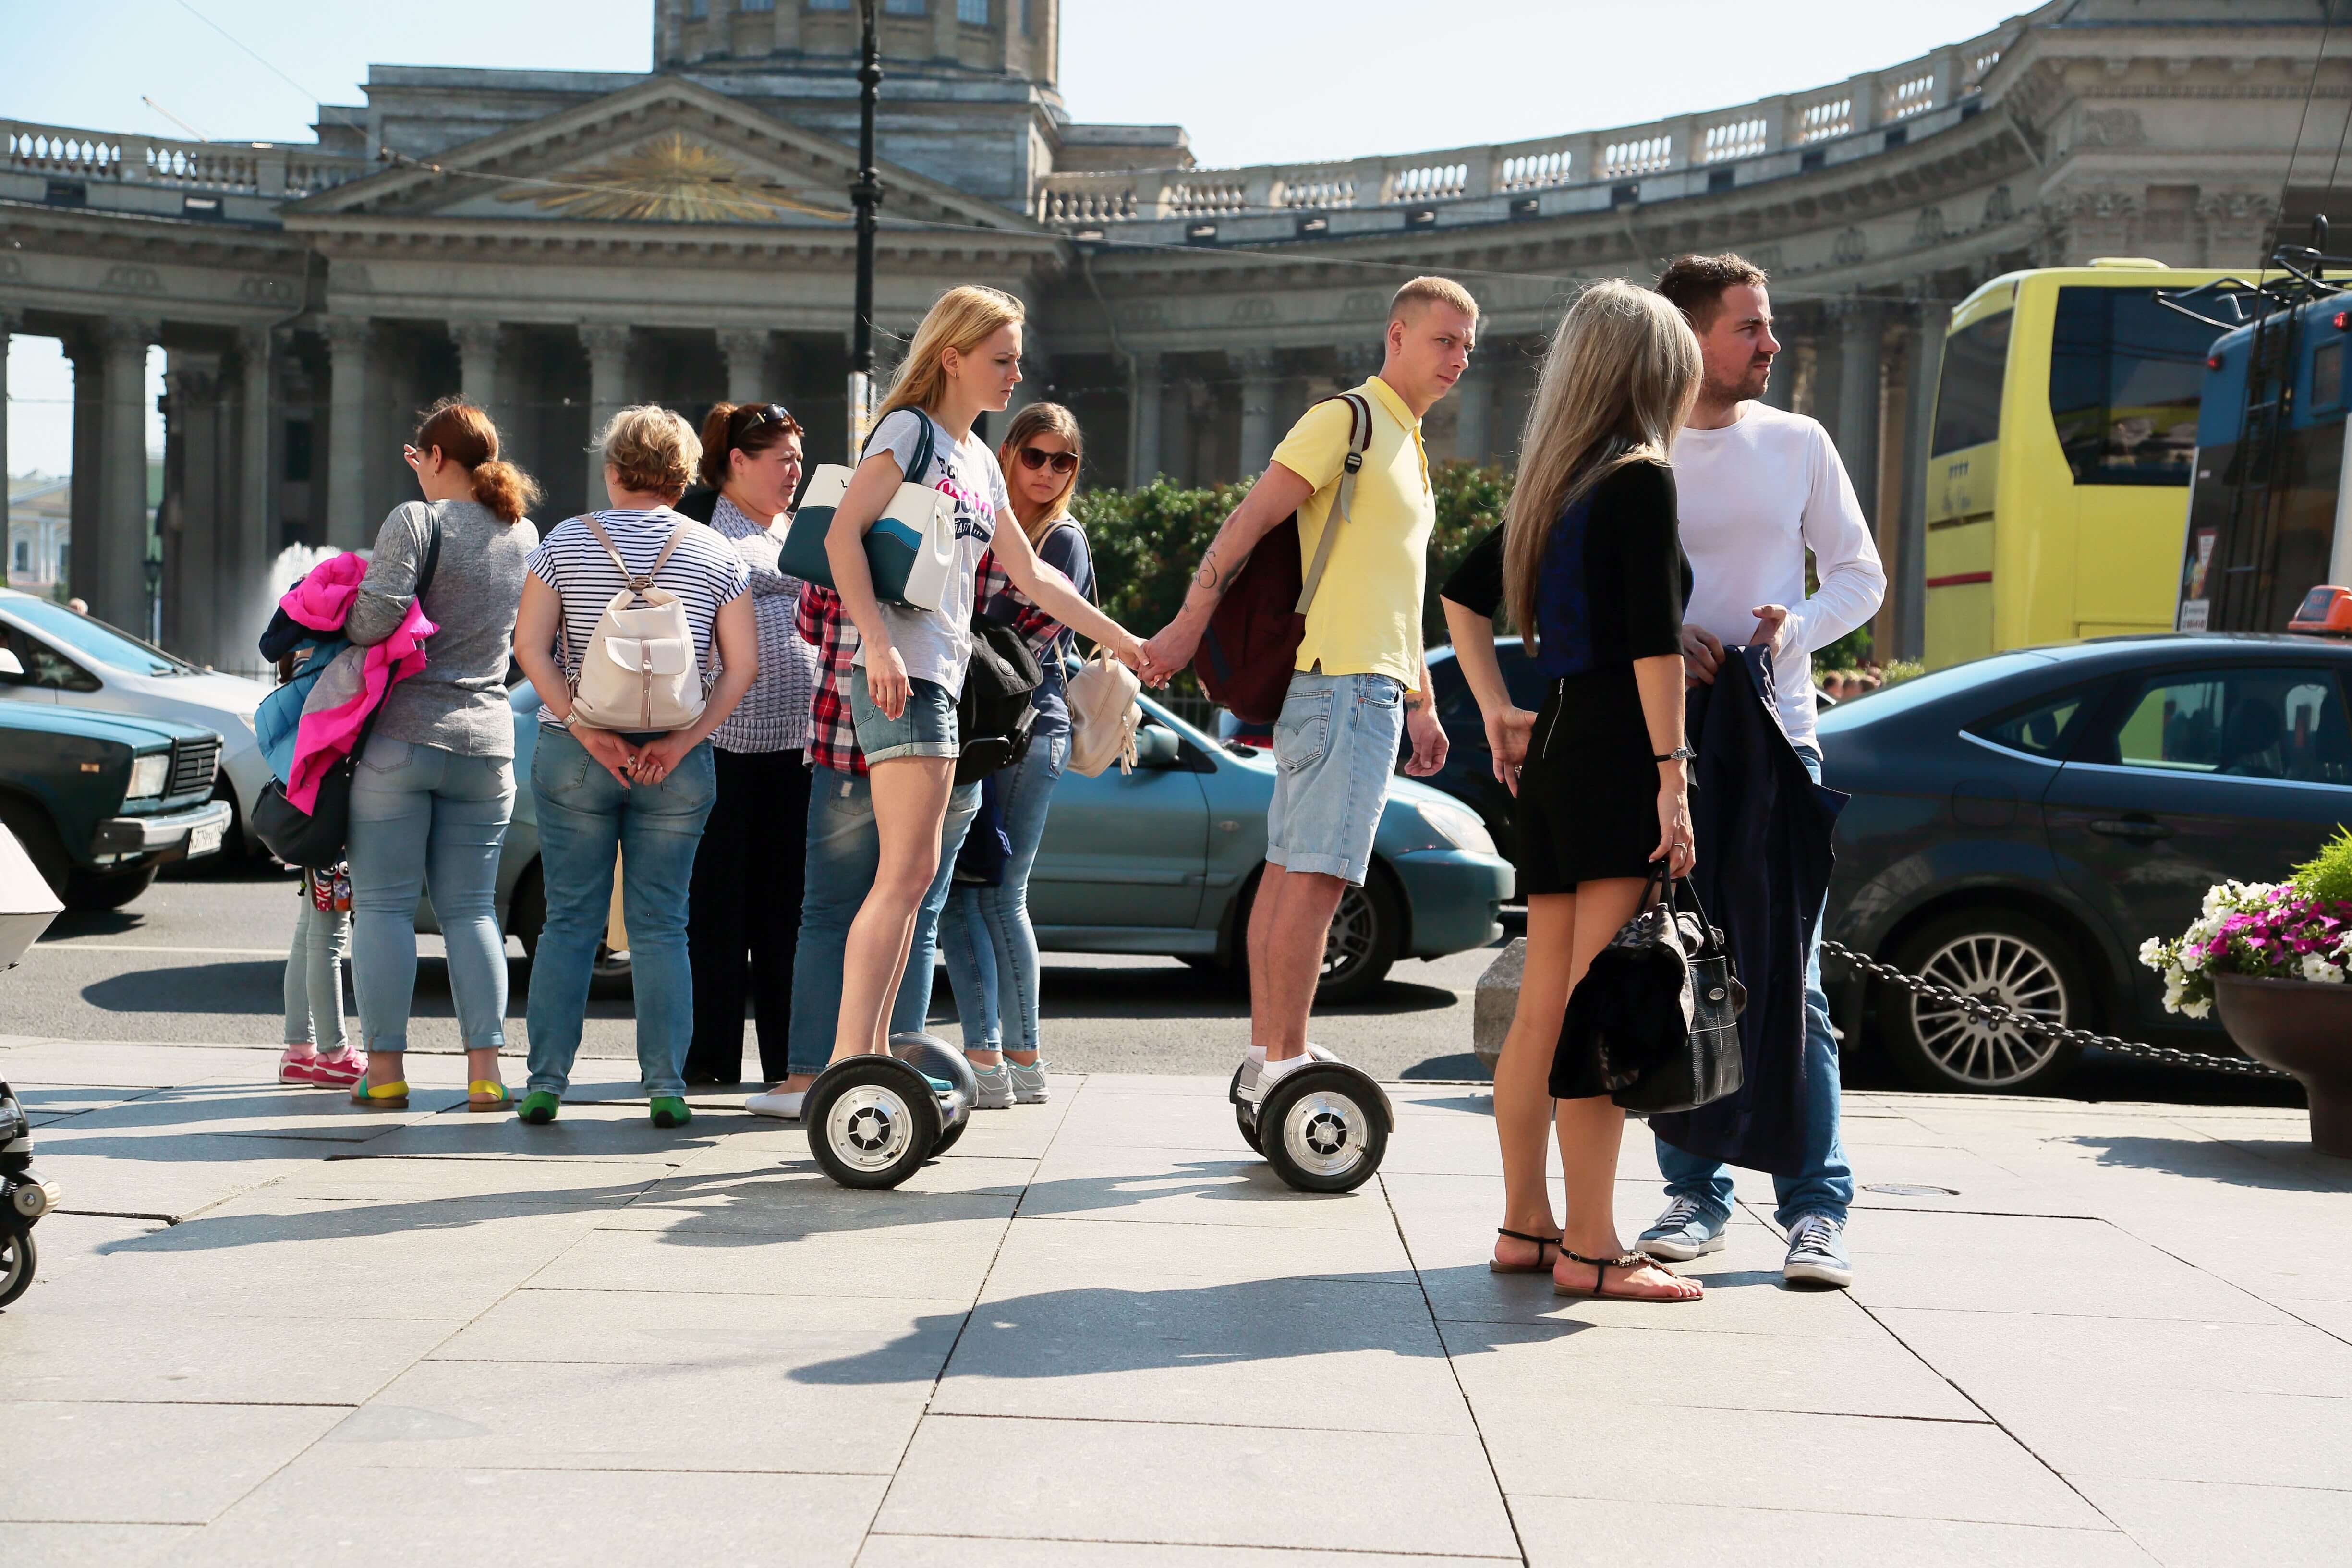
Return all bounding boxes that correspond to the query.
[848,406,1013,699]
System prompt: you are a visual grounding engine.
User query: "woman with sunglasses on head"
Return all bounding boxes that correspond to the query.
[681,401,819,1089]
[939,403,1089,1108]
[822,285,1146,1084]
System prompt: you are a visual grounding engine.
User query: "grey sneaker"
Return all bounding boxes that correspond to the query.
[1008,1059,1050,1105]
[1782,1212,1854,1289]
[969,1060,1014,1110]
[1637,1196,1728,1262]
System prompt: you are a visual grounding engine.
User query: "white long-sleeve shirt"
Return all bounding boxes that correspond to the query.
[1672,402,1887,749]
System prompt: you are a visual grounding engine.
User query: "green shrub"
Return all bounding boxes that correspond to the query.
[2292,825,2352,905]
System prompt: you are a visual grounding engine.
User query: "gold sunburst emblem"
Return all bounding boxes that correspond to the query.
[502,132,845,223]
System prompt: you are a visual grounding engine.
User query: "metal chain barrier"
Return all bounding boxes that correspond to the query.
[1819,939,2291,1080]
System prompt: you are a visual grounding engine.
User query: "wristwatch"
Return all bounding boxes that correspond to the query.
[559,711,580,731]
[1653,745,1695,763]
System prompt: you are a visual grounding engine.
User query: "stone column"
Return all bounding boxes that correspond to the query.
[0,309,14,585]
[717,328,770,406]
[1831,300,1885,533]
[97,317,158,634]
[580,324,632,506]
[1895,301,1942,661]
[64,326,103,608]
[1128,349,1164,487]
[161,350,227,664]
[323,316,373,550]
[1164,367,1192,488]
[450,320,502,417]
[1334,342,1384,389]
[1237,348,1281,475]
[236,328,274,662]
[1453,356,1493,464]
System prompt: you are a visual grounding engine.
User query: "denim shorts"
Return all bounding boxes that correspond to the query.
[850,668,959,765]
[1264,670,1405,887]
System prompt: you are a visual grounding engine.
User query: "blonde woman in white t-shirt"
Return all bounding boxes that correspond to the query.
[822,285,1147,1071]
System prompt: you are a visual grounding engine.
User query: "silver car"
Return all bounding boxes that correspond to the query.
[0,590,274,857]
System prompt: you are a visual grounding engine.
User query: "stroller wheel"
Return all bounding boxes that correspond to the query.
[1259,1065,1390,1194]
[806,1057,942,1190]
[0,1217,36,1310]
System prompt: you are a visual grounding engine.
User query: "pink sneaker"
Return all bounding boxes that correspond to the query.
[281,1048,365,1088]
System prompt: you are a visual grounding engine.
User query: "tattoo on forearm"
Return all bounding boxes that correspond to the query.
[1194,544,1253,598]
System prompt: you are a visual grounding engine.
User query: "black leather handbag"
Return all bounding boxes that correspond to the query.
[1563,863,1747,1116]
[252,516,441,871]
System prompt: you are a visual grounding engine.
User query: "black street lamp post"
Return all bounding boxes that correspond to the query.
[848,0,885,462]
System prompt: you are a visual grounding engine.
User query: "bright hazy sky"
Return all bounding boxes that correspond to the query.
[4,0,2034,475]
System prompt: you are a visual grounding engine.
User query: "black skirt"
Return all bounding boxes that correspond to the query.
[1516,664,1666,896]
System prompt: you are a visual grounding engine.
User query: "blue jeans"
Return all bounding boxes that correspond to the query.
[283,883,350,1051]
[786,765,982,1076]
[941,729,1067,1054]
[1655,744,1853,1228]
[1266,670,1406,887]
[524,726,715,1099]
[347,737,515,1057]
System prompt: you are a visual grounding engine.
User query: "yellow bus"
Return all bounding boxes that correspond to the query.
[1922,260,2241,667]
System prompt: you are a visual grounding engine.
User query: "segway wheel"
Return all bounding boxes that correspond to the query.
[806,1057,942,1190]
[1259,1066,1388,1193]
[1229,1063,1261,1154]
[0,1218,35,1309]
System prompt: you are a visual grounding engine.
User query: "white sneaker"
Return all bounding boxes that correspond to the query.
[1236,1044,1340,1106]
[744,1087,806,1120]
[1007,1059,1050,1105]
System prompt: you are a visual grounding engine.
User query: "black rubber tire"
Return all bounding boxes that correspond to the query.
[0,1218,35,1310]
[64,863,158,912]
[890,1032,978,1103]
[806,1057,941,1190]
[1258,1065,1389,1193]
[931,1115,969,1156]
[0,797,71,900]
[1230,1063,1261,1153]
[1881,907,2090,1095]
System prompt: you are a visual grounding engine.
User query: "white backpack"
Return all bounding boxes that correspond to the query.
[1063,646,1142,777]
[565,514,708,734]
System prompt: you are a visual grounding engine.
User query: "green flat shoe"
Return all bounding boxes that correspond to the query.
[649,1096,691,1129]
[518,1091,559,1125]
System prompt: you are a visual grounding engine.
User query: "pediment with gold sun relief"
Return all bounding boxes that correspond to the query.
[496,132,849,224]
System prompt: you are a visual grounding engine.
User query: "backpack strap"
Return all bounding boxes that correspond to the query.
[582,512,688,598]
[1295,391,1377,616]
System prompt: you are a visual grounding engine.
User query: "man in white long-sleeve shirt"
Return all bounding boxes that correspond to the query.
[1638,253,1887,1290]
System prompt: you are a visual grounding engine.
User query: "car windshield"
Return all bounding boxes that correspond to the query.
[1816,652,2058,731]
[5,598,194,677]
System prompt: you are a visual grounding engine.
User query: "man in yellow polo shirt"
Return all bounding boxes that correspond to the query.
[1140,276,1475,1103]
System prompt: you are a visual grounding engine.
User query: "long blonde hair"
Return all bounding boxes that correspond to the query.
[876,284,1026,428]
[1503,279,1702,648]
[996,402,1085,545]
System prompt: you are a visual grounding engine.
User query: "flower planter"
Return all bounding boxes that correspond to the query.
[2213,974,2352,1158]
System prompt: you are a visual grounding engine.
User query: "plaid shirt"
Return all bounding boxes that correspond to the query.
[798,553,1060,778]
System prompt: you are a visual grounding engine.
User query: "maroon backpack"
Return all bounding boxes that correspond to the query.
[1194,392,1377,724]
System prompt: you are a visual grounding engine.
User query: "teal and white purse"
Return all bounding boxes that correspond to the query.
[782,412,958,610]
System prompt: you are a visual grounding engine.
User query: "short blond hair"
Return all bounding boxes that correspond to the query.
[593,403,700,501]
[1391,276,1479,323]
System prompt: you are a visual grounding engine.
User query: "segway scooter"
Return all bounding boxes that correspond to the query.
[805,1032,978,1189]
[1230,1053,1394,1193]
[0,1081,59,1309]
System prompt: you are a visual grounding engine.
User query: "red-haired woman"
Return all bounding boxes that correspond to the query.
[344,398,542,1115]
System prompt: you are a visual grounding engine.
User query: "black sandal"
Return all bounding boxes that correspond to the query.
[1553,1247,1701,1303]
[1489,1227,1562,1275]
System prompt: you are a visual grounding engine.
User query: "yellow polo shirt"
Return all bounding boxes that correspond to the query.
[1268,376,1434,687]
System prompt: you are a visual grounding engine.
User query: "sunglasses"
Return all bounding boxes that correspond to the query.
[729,403,796,444]
[1017,445,1079,476]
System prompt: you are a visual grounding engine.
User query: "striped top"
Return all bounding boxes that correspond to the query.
[524,508,750,729]
[706,493,816,754]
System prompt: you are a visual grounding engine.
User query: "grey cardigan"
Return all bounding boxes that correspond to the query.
[349,499,539,758]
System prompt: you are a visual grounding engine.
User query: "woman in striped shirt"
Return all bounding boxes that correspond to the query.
[510,405,756,1130]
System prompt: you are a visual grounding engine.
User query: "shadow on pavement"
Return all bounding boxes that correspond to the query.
[2057,1131,2352,1193]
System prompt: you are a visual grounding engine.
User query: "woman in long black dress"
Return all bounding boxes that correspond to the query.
[1440,279,1705,1304]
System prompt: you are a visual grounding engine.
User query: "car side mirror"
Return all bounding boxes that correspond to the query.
[0,648,22,679]
[1133,726,1181,768]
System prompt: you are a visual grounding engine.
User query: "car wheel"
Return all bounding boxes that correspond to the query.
[65,864,159,912]
[1316,872,1401,1005]
[1882,909,2089,1094]
[0,799,70,900]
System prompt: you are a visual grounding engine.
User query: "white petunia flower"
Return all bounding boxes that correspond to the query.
[2139,937,2166,969]
[2301,953,2346,984]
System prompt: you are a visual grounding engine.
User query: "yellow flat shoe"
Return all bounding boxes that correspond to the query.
[351,1079,410,1111]
[467,1080,511,1114]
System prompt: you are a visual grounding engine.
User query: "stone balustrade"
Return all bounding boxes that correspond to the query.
[1,118,366,201]
[1034,23,2010,232]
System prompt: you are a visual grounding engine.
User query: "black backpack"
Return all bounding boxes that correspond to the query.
[955,619,1042,785]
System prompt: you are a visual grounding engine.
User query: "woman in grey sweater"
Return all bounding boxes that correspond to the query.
[344,399,541,1113]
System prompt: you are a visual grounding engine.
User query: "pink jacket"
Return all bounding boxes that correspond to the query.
[281,553,437,813]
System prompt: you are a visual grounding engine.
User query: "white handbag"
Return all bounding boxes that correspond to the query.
[565,515,709,734]
[781,414,958,610]
[1063,646,1142,778]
